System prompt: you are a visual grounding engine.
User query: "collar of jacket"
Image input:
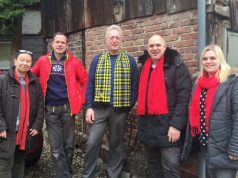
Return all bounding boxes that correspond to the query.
[8,66,38,84]
[163,47,183,67]
[211,74,237,113]
[47,50,72,63]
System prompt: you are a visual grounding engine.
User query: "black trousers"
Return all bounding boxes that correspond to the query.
[144,145,181,178]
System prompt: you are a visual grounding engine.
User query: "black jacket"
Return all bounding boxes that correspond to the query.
[0,67,44,158]
[181,74,238,168]
[137,47,192,147]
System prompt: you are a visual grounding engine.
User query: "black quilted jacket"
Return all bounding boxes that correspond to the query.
[181,74,238,168]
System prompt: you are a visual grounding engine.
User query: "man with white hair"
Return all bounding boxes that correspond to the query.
[83,25,138,178]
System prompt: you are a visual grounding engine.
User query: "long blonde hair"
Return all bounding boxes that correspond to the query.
[198,44,231,83]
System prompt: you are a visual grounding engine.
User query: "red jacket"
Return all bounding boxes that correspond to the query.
[31,50,88,114]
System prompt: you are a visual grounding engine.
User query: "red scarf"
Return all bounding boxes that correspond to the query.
[189,76,219,136]
[14,69,30,150]
[137,56,168,115]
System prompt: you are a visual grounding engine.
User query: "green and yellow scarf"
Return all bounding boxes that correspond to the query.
[94,51,131,107]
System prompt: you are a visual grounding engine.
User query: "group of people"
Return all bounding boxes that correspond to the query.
[0,24,237,178]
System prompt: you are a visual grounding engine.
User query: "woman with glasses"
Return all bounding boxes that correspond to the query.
[0,50,44,178]
[182,44,238,178]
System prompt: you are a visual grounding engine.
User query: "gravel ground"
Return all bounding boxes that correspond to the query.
[24,129,148,178]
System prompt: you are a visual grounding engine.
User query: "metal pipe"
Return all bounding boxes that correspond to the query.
[198,0,206,69]
[198,1,206,178]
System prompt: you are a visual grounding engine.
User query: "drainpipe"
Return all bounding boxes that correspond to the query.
[198,0,206,70]
[197,3,206,178]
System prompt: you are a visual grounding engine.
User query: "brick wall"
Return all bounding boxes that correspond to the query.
[84,9,199,74]
[47,9,199,73]
[67,32,83,61]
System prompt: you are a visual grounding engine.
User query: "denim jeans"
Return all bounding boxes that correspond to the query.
[45,104,75,178]
[83,107,128,178]
[144,145,181,178]
[0,146,26,178]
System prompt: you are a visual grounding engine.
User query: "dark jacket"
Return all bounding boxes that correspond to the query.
[0,67,44,158]
[181,74,238,168]
[137,47,192,147]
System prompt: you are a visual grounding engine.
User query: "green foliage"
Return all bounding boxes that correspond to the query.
[0,0,35,36]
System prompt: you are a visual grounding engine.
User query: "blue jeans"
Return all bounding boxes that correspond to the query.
[0,146,26,178]
[45,104,75,178]
[83,107,128,178]
[144,145,181,178]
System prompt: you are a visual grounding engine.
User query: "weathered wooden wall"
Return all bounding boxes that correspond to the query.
[230,0,238,32]
[167,0,197,14]
[41,0,198,38]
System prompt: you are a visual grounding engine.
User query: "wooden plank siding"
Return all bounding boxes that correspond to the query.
[71,0,84,31]
[154,0,166,14]
[167,0,197,14]
[41,0,56,38]
[230,0,238,32]
[125,0,153,19]
[41,0,198,38]
[88,0,114,27]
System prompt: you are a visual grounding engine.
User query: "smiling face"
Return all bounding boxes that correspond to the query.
[202,50,220,77]
[148,35,166,64]
[52,34,68,58]
[105,29,122,55]
[14,53,32,76]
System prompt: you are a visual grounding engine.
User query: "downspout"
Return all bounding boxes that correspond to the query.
[197,3,206,178]
[198,0,206,70]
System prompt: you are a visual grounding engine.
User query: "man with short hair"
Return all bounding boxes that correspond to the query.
[83,25,139,178]
[137,35,192,178]
[32,32,88,178]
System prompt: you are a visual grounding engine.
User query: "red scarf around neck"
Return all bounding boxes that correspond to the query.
[14,69,30,150]
[189,76,219,136]
[137,56,168,115]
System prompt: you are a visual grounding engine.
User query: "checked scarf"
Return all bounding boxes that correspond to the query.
[94,51,131,107]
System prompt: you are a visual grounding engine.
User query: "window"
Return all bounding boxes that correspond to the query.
[0,41,11,70]
[224,29,238,67]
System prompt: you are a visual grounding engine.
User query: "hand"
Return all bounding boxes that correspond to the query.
[167,126,181,143]
[229,154,238,161]
[85,108,95,124]
[0,130,7,138]
[29,128,39,136]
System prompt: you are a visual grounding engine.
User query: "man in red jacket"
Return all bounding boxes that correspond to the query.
[31,32,88,178]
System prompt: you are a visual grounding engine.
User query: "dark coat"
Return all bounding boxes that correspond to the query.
[137,47,192,147]
[0,67,44,158]
[181,74,238,168]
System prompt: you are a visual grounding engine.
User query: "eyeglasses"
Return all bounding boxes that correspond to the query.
[18,49,33,56]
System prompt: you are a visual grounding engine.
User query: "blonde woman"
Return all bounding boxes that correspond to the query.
[182,44,238,178]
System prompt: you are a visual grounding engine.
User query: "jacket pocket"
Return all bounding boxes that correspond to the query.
[0,138,10,152]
